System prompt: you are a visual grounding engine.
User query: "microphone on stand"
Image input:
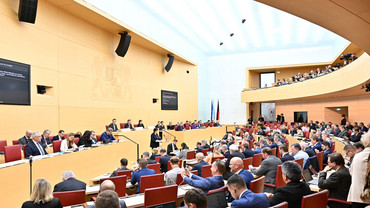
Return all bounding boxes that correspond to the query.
[29,156,33,194]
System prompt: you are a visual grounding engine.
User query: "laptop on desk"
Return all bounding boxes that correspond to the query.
[302,169,318,185]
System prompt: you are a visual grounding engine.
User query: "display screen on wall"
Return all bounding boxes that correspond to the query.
[0,58,30,105]
[161,90,178,110]
[294,112,308,123]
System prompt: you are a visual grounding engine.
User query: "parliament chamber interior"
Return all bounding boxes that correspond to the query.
[0,0,369,207]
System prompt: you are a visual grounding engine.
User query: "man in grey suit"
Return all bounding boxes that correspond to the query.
[250,147,282,193]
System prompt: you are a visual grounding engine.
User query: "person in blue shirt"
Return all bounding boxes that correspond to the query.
[227,174,269,208]
[279,144,295,163]
[191,153,209,176]
[317,141,332,165]
[259,139,269,149]
[229,157,254,189]
[100,128,116,143]
[267,137,278,152]
[130,158,156,193]
[309,136,322,152]
[253,142,262,154]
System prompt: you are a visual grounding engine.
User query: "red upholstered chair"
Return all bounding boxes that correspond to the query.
[53,140,63,153]
[117,169,133,180]
[209,147,214,152]
[211,156,225,164]
[316,151,324,171]
[144,185,178,208]
[303,131,309,139]
[49,136,53,142]
[201,165,212,178]
[301,189,329,208]
[105,125,109,130]
[0,140,7,153]
[73,138,79,145]
[100,175,127,197]
[120,123,127,129]
[53,190,85,206]
[186,150,196,159]
[272,201,288,208]
[186,124,190,130]
[134,124,138,128]
[12,140,19,145]
[327,198,351,206]
[155,156,162,163]
[294,158,304,169]
[96,135,101,142]
[271,148,277,156]
[205,123,209,127]
[176,170,198,185]
[202,148,209,156]
[252,153,262,167]
[250,176,265,193]
[208,185,227,194]
[331,141,336,153]
[265,165,286,189]
[4,145,22,162]
[243,157,253,170]
[276,147,281,158]
[140,174,164,193]
[22,145,26,158]
[167,161,172,171]
[147,163,161,174]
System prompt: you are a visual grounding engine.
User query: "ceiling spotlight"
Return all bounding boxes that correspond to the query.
[242,19,246,23]
[230,33,234,37]
[220,42,223,46]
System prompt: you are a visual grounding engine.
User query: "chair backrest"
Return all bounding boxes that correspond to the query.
[211,156,225,164]
[155,156,162,163]
[147,163,161,174]
[303,131,309,139]
[271,148,277,156]
[100,175,127,197]
[4,145,22,163]
[276,146,281,158]
[186,150,196,159]
[22,145,26,158]
[73,138,79,145]
[201,165,212,178]
[316,151,324,171]
[272,201,288,208]
[140,174,164,193]
[176,170,198,185]
[120,123,126,129]
[144,185,178,208]
[243,157,253,170]
[331,141,335,153]
[53,190,85,206]
[294,158,304,169]
[250,176,265,193]
[275,165,286,188]
[208,185,228,194]
[117,169,133,180]
[96,135,101,142]
[12,140,19,145]
[301,189,329,208]
[105,125,109,130]
[252,153,262,167]
[167,161,172,171]
[53,140,63,153]
[202,148,209,156]
[0,140,7,152]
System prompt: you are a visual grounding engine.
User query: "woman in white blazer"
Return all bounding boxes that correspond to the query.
[347,132,370,207]
[60,133,77,152]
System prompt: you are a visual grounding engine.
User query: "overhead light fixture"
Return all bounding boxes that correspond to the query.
[220,42,223,46]
[230,33,234,37]
[242,19,246,23]
[336,108,341,111]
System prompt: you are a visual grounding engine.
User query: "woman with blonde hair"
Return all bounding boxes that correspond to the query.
[204,145,223,164]
[60,133,77,152]
[22,178,62,208]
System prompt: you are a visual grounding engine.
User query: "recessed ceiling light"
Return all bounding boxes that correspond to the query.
[220,42,223,45]
[242,19,246,23]
[230,33,234,37]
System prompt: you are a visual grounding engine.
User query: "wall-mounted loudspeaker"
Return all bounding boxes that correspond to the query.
[37,85,46,94]
[164,54,174,72]
[18,0,38,24]
[115,32,131,57]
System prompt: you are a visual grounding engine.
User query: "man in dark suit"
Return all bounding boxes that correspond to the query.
[268,161,311,208]
[131,159,156,193]
[227,174,269,208]
[241,142,254,158]
[124,119,134,129]
[176,122,184,131]
[333,124,341,137]
[279,144,294,163]
[182,159,225,193]
[250,147,282,193]
[221,144,230,157]
[259,139,269,149]
[308,136,322,152]
[201,140,210,149]
[225,144,245,175]
[18,129,32,145]
[40,129,51,149]
[142,152,156,164]
[53,171,86,192]
[338,125,350,139]
[191,153,209,176]
[52,130,65,142]
[108,118,118,132]
[350,127,363,143]
[195,142,204,153]
[229,157,254,189]
[159,148,172,172]
[317,141,332,164]
[267,137,278,150]
[166,139,178,155]
[150,128,161,149]
[318,153,351,208]
[25,132,48,158]
[110,158,129,177]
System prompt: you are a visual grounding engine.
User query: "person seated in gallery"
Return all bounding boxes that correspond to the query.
[136,120,145,128]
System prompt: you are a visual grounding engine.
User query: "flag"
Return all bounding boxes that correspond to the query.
[216,100,220,121]
[211,99,214,120]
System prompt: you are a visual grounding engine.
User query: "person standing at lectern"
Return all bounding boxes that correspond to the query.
[150,128,161,149]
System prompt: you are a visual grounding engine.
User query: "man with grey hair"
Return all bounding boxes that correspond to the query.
[25,131,48,158]
[225,144,245,178]
[101,128,116,143]
[40,129,51,148]
[18,129,32,145]
[191,153,209,176]
[142,151,156,164]
[53,170,86,192]
[86,180,127,208]
[268,161,311,207]
[201,140,210,149]
[221,144,230,158]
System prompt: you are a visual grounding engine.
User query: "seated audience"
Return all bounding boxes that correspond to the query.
[150,128,161,149]
[308,135,322,152]
[259,139,268,149]
[74,131,82,139]
[53,171,86,192]
[95,190,120,208]
[178,142,190,160]
[52,130,65,142]
[131,158,156,193]
[176,122,184,131]
[351,127,363,142]
[40,129,51,148]
[300,142,315,157]
[164,156,182,185]
[195,142,204,153]
[318,153,351,208]
[25,132,48,158]
[279,144,294,163]
[290,143,309,168]
[184,188,207,208]
[201,140,210,149]
[182,159,225,192]
[134,120,144,128]
[60,133,77,152]
[19,129,32,145]
[225,144,245,178]
[221,144,230,157]
[267,137,278,150]
[333,124,341,137]
[90,131,98,144]
[192,153,210,176]
[227,174,269,208]
[241,142,254,158]
[250,147,283,193]
[359,122,368,132]
[159,148,172,172]
[22,178,62,208]
[86,180,127,208]
[77,130,93,147]
[167,122,175,130]
[354,142,365,153]
[124,119,134,129]
[149,148,161,160]
[108,118,118,132]
[253,141,261,154]
[268,161,311,208]
[229,157,254,189]
[319,141,332,164]
[142,151,156,164]
[100,128,115,143]
[167,139,178,155]
[338,125,350,138]
[110,158,129,177]
[343,144,357,168]
[204,145,223,164]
